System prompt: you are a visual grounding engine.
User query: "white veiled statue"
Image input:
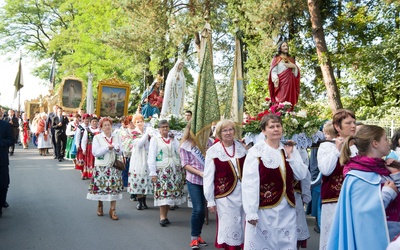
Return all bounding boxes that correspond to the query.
[160,59,186,118]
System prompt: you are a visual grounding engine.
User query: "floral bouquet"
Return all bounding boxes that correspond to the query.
[243,98,325,148]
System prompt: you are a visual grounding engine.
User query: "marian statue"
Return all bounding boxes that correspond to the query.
[160,59,186,118]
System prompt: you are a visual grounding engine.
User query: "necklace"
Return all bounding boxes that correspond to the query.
[162,137,170,144]
[221,141,235,158]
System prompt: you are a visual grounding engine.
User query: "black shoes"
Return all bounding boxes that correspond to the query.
[159,219,168,227]
[130,194,137,201]
[3,202,9,208]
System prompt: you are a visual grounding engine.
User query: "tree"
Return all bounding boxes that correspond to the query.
[308,0,342,112]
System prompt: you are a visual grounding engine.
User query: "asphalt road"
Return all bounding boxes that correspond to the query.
[0,144,320,250]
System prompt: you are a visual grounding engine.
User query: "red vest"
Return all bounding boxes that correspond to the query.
[386,188,400,222]
[321,160,344,204]
[258,151,296,208]
[213,156,246,199]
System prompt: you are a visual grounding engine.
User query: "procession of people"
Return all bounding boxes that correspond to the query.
[2,50,400,250]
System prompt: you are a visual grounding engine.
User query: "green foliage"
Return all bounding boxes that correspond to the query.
[0,0,400,121]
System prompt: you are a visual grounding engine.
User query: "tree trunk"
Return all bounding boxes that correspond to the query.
[308,0,342,112]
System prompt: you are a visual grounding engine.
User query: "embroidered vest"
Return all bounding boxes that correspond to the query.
[321,160,344,204]
[93,135,115,166]
[155,137,180,168]
[213,156,246,199]
[87,128,100,144]
[78,125,85,143]
[386,187,400,222]
[258,153,295,208]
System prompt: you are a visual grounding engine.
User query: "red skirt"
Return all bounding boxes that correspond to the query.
[83,144,95,179]
[75,147,84,171]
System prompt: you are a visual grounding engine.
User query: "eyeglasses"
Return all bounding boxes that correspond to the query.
[221,128,234,133]
[159,125,169,129]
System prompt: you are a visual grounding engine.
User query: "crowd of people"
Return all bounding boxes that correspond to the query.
[2,87,400,249]
[3,102,400,250]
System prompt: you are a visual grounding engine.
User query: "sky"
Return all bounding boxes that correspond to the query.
[0,54,50,111]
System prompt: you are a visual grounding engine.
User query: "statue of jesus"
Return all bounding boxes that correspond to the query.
[268,41,300,108]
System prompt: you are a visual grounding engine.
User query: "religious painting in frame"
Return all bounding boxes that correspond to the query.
[24,100,41,122]
[96,77,130,118]
[59,76,85,112]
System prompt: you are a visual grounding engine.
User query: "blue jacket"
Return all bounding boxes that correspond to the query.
[327,170,390,250]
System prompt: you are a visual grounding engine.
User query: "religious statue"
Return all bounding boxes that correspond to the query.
[140,76,162,118]
[160,59,186,118]
[268,41,300,108]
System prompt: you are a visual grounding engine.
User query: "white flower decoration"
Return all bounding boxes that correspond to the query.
[296,110,307,118]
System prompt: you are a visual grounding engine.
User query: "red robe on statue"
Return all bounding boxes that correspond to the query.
[268,56,300,107]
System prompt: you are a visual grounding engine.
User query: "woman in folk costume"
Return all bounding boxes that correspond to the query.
[327,125,398,250]
[74,114,90,179]
[385,129,400,240]
[19,113,31,149]
[160,59,186,118]
[241,114,308,250]
[203,119,247,250]
[294,169,312,249]
[87,117,123,220]
[140,77,162,118]
[317,109,358,250]
[148,119,186,227]
[36,113,52,156]
[128,114,152,210]
[116,116,133,189]
[81,116,100,179]
[65,114,80,162]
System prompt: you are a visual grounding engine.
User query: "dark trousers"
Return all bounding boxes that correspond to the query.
[187,181,206,237]
[0,165,10,207]
[55,133,67,160]
[50,129,57,157]
[8,130,17,153]
[122,157,130,187]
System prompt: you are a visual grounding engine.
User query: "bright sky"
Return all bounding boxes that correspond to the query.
[0,54,50,110]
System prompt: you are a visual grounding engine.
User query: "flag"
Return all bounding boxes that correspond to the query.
[224,28,244,138]
[49,56,56,90]
[14,58,24,99]
[86,73,94,114]
[190,22,220,154]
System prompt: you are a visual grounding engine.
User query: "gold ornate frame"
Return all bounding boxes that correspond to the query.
[24,100,41,121]
[58,76,86,112]
[96,77,130,117]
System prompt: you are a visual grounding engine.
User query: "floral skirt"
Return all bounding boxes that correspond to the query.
[128,167,152,195]
[75,148,84,171]
[153,165,186,206]
[86,165,123,201]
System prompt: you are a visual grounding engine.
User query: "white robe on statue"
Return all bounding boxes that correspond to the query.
[160,59,186,118]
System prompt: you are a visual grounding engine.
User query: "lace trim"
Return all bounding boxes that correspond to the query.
[250,142,283,169]
[207,141,246,161]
